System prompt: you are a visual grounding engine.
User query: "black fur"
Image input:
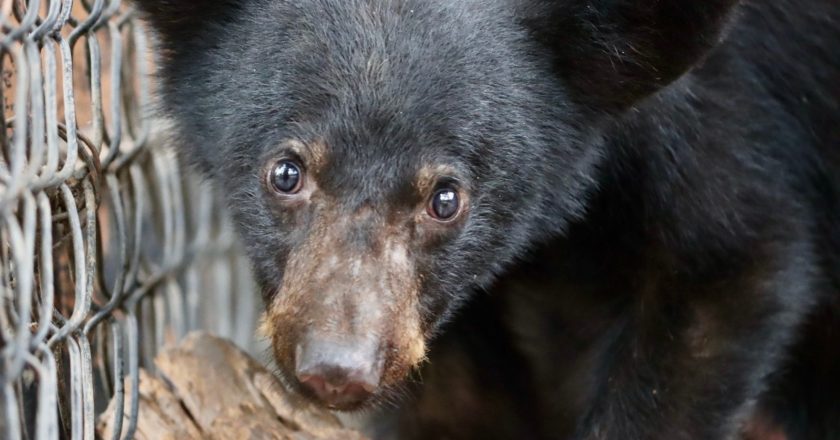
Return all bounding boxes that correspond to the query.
[135,0,840,438]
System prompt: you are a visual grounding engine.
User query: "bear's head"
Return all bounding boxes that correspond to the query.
[136,0,738,410]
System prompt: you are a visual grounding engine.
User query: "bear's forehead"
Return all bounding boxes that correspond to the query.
[253,0,500,86]
[248,2,492,163]
[219,0,512,186]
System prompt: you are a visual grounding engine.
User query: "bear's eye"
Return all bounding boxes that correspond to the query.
[269,160,303,194]
[428,187,460,220]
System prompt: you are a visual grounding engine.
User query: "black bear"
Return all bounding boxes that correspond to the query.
[135,0,840,438]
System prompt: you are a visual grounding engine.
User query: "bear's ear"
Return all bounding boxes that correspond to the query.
[519,0,739,110]
[132,0,241,51]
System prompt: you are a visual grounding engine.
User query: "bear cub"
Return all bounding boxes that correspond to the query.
[136,0,840,439]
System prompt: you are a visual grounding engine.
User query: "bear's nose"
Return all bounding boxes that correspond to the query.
[295,338,381,408]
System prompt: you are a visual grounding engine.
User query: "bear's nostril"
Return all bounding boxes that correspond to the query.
[294,338,382,408]
[297,367,378,407]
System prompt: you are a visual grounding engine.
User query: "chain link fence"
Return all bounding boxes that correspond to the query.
[1,1,261,438]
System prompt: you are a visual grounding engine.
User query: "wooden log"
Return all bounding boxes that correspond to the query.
[98,332,367,439]
[97,369,202,440]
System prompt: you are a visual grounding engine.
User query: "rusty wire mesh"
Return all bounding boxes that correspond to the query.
[0,1,261,439]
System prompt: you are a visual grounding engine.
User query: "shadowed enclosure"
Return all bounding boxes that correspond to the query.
[0,1,260,439]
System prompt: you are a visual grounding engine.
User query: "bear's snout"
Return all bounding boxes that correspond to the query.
[295,336,383,408]
[262,216,428,410]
